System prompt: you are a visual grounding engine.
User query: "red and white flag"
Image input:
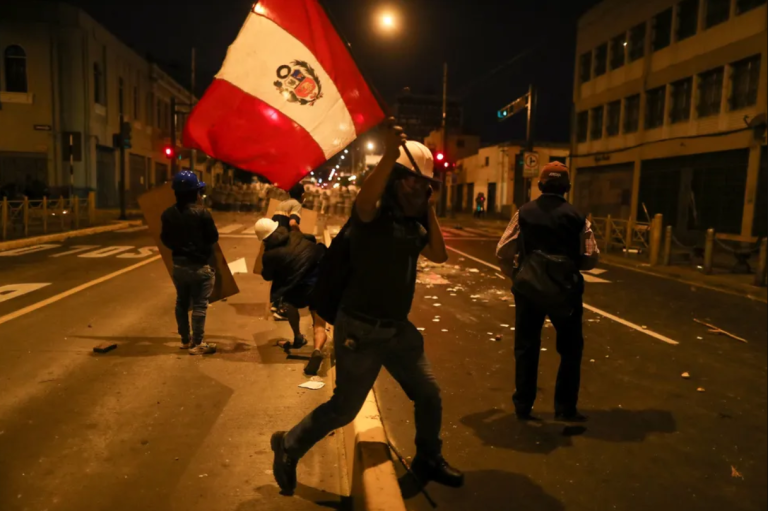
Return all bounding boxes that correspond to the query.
[183,0,386,189]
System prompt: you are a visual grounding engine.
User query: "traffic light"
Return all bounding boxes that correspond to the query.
[164,146,175,159]
[435,152,445,162]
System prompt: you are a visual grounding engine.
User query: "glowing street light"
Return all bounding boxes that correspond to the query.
[344,149,349,154]
[367,142,375,150]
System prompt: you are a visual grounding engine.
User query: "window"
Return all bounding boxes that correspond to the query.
[705,0,731,27]
[594,43,607,77]
[697,67,724,117]
[652,8,673,51]
[676,0,699,41]
[590,106,604,140]
[579,51,592,83]
[146,92,154,126]
[576,111,589,143]
[624,94,641,133]
[737,0,767,14]
[93,63,104,104]
[628,23,646,62]
[610,33,626,70]
[606,100,621,136]
[670,77,693,123]
[4,45,28,93]
[645,86,666,129]
[484,156,490,166]
[730,55,761,110]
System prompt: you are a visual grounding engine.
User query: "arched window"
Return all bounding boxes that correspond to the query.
[4,45,28,93]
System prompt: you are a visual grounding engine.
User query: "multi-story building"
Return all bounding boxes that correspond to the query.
[571,0,767,237]
[0,1,226,207]
[452,141,569,217]
[394,89,463,143]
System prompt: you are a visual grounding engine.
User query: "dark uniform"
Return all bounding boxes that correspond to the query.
[497,162,598,420]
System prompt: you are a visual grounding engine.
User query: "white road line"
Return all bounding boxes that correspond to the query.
[241,225,256,234]
[218,223,244,234]
[0,283,51,303]
[0,244,61,257]
[116,225,149,233]
[582,274,611,284]
[0,255,163,327]
[442,228,474,238]
[50,245,99,258]
[585,268,608,275]
[445,246,679,346]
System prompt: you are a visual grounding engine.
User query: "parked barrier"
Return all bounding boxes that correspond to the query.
[0,192,95,241]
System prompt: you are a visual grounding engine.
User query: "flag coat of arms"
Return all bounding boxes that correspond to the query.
[183,0,386,189]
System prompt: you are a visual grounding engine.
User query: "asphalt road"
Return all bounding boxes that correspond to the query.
[375,239,768,511]
[0,226,345,511]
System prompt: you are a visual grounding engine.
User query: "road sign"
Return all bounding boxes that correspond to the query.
[523,151,539,178]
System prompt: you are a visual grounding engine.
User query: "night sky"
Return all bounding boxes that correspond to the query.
[67,0,600,145]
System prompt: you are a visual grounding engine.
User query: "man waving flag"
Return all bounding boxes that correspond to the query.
[183,0,386,189]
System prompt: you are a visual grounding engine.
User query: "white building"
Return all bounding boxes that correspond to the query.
[571,0,767,236]
[452,142,570,217]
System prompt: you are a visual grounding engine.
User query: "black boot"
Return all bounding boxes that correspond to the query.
[411,454,464,488]
[304,349,323,376]
[270,431,298,495]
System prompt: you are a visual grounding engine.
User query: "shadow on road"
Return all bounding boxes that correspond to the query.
[399,469,564,511]
[461,408,677,454]
[232,482,349,510]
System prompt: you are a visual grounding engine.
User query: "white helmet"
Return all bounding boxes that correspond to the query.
[396,141,435,180]
[254,218,279,241]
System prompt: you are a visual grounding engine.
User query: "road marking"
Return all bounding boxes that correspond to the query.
[585,268,608,275]
[0,255,162,327]
[241,225,256,234]
[228,257,248,274]
[218,223,244,234]
[445,246,679,346]
[0,244,61,257]
[0,284,51,303]
[50,245,99,258]
[116,247,159,258]
[583,274,611,283]
[79,246,134,258]
[442,228,474,238]
[116,225,149,233]
[462,227,499,237]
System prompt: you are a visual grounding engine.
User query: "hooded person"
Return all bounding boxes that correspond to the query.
[255,218,328,376]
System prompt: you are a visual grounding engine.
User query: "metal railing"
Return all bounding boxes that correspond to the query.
[1,192,96,241]
[590,212,767,287]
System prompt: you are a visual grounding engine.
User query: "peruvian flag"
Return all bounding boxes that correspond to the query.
[183,0,386,189]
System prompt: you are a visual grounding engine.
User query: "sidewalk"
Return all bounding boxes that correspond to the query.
[445,213,768,302]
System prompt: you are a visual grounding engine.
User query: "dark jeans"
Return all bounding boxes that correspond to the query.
[172,263,215,345]
[284,310,443,459]
[512,293,584,415]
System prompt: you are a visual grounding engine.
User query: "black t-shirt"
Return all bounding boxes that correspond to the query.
[160,203,219,265]
[340,205,428,322]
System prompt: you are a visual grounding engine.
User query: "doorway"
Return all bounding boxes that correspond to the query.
[96,146,117,207]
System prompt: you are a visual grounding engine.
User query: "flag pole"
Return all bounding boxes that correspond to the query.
[314,0,424,176]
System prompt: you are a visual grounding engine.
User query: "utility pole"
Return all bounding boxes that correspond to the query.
[118,80,126,220]
[439,62,448,217]
[170,96,178,175]
[190,47,197,175]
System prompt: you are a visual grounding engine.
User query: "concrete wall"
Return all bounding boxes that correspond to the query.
[572,0,767,236]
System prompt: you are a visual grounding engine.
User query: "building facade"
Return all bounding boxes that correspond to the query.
[394,90,463,143]
[571,0,767,237]
[452,142,569,218]
[0,1,225,207]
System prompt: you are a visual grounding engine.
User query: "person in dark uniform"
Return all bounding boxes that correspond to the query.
[270,121,464,496]
[496,162,599,422]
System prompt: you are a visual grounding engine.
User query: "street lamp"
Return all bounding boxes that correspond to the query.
[367,142,375,151]
[376,9,399,34]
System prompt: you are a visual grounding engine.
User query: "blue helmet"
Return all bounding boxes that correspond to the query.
[172,170,206,192]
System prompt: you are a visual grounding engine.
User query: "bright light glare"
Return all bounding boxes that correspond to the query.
[344,149,349,154]
[376,9,399,33]
[349,175,357,181]
[333,183,340,189]
[341,155,345,160]
[367,142,374,150]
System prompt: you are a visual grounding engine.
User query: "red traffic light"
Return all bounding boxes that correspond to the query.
[164,146,174,158]
[436,152,445,161]
[444,162,449,168]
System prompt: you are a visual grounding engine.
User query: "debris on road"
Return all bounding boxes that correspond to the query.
[694,319,748,344]
[541,348,548,352]
[590,359,595,363]
[469,268,480,273]
[433,319,440,322]
[495,334,503,341]
[501,324,510,328]
[418,327,426,331]
[681,372,691,379]
[434,303,442,307]
[442,329,449,332]
[93,343,117,354]
[731,466,744,479]
[299,381,325,390]
[697,387,706,392]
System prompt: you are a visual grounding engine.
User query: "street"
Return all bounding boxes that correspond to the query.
[376,237,767,511]
[0,224,346,511]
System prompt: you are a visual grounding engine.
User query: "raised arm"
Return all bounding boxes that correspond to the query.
[355,118,406,223]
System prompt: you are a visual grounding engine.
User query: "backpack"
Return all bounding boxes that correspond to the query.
[512,232,580,320]
[310,219,353,325]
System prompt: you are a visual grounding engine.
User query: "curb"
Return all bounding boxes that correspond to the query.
[601,256,768,303]
[330,365,406,511]
[0,221,142,252]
